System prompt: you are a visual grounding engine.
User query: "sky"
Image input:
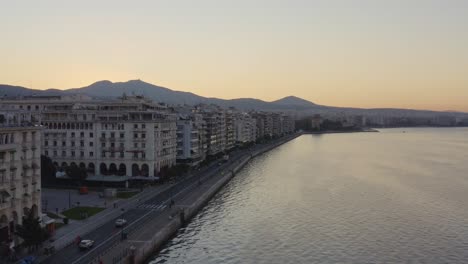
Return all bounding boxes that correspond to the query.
[1,0,468,111]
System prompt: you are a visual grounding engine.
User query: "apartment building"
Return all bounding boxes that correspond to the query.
[0,95,177,180]
[196,105,226,156]
[0,124,42,243]
[176,112,207,166]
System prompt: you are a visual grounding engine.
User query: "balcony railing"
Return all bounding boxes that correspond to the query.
[0,201,9,210]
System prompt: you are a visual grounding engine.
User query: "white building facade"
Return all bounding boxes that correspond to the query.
[0,124,42,243]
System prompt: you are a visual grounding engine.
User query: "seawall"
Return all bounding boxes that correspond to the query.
[130,134,300,264]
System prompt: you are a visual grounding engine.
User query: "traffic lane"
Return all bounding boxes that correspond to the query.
[75,210,163,264]
[43,208,147,264]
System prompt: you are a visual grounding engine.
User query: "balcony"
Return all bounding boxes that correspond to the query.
[0,201,9,210]
[32,174,40,185]
[0,180,10,188]
[22,194,30,204]
[32,191,40,201]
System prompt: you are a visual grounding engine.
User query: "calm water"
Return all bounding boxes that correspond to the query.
[149,128,468,264]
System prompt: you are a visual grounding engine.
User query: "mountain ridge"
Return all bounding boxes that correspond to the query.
[1,80,467,116]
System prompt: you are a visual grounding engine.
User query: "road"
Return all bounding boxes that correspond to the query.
[41,134,299,264]
[41,147,253,264]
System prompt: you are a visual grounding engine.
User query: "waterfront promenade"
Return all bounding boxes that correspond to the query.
[39,133,299,264]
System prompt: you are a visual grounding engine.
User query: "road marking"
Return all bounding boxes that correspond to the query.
[71,209,154,264]
[70,151,252,264]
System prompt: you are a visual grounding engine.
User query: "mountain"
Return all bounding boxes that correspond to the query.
[65,80,209,105]
[1,80,467,117]
[272,96,317,108]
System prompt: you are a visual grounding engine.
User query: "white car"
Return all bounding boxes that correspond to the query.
[115,218,127,227]
[79,240,94,250]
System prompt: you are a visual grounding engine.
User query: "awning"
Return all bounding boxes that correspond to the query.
[1,190,11,198]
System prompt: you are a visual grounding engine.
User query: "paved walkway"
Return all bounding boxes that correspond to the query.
[96,135,298,264]
[36,184,176,264]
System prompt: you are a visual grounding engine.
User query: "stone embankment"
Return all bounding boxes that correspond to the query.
[115,134,300,264]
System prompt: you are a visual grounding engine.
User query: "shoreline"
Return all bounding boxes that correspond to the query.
[95,133,301,264]
[301,128,379,134]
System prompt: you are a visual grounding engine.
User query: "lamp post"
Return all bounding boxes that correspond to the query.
[120,208,125,240]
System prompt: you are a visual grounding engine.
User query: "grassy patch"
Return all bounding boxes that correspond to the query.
[62,206,105,220]
[47,212,61,219]
[116,191,139,199]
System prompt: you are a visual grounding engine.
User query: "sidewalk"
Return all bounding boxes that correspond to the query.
[96,137,296,264]
[45,184,172,251]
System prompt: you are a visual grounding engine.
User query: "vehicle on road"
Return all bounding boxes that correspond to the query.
[115,218,127,227]
[78,239,94,250]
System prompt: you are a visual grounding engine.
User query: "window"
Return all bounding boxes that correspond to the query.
[110,132,115,138]
[142,152,146,158]
[80,132,84,138]
[62,141,66,146]
[101,142,105,147]
[101,133,105,138]
[80,151,84,157]
[120,143,124,148]
[45,140,48,146]
[71,141,75,147]
[120,133,124,138]
[110,152,115,158]
[62,151,66,157]
[142,133,146,139]
[142,143,145,148]
[111,142,115,148]
[71,151,75,157]
[134,124,138,129]
[89,142,94,147]
[142,124,146,129]
[134,133,138,138]
[134,143,138,148]
[71,132,75,138]
[90,152,94,157]
[80,141,84,147]
[89,132,94,138]
[53,151,57,157]
[53,141,57,146]
[45,150,48,156]
[133,152,138,158]
[101,151,106,158]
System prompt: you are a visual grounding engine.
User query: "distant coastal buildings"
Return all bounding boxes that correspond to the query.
[0,95,295,183]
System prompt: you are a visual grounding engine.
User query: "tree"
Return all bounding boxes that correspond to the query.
[41,155,57,184]
[65,164,87,182]
[15,213,48,251]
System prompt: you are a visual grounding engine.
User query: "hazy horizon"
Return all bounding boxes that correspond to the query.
[2,1,468,112]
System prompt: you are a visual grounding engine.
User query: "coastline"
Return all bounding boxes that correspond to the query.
[301,128,379,134]
[96,133,301,264]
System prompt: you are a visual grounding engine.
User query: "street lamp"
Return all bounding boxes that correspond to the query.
[120,208,126,240]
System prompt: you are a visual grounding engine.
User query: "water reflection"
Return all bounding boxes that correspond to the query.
[149,128,468,264]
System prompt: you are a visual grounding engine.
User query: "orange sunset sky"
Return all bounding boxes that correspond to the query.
[1,0,468,111]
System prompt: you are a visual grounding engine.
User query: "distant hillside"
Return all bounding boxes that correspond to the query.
[1,80,467,117]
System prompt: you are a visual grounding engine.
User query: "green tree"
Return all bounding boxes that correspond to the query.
[15,213,48,251]
[41,155,57,184]
[65,164,87,181]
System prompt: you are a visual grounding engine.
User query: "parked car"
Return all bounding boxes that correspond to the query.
[115,218,127,227]
[78,240,94,250]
